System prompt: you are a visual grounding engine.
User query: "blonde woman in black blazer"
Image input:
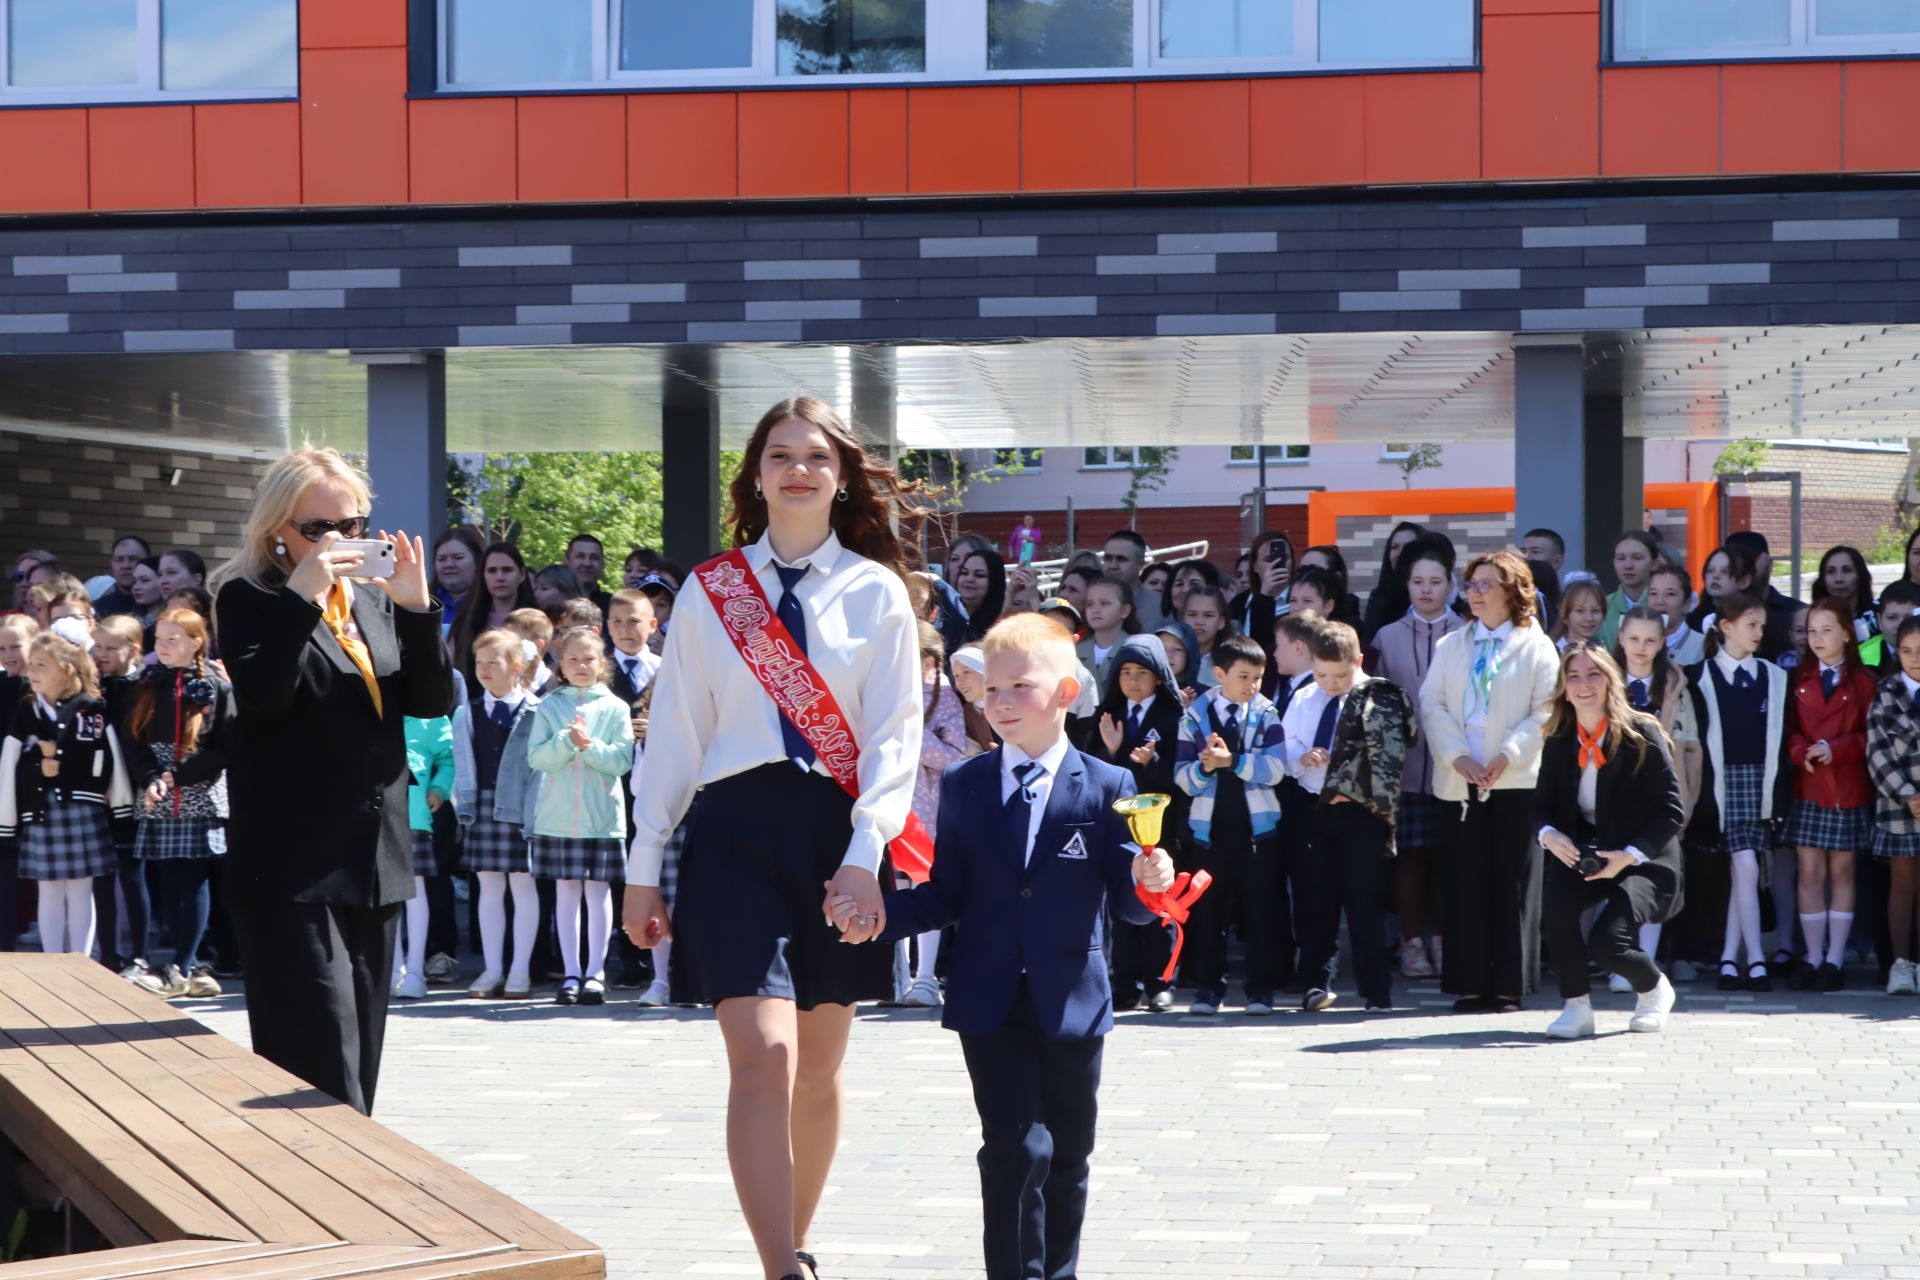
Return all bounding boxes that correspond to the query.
[214,446,454,1116]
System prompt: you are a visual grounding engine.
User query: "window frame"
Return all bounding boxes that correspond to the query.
[991,446,1045,473]
[1608,0,1920,63]
[432,0,1480,94]
[1379,442,1414,460]
[1082,445,1141,471]
[0,0,300,106]
[1227,443,1312,467]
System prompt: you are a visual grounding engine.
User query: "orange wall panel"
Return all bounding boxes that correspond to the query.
[1601,65,1718,175]
[89,107,195,211]
[519,95,626,201]
[1021,83,1132,192]
[1481,0,1599,11]
[1844,62,1920,171]
[629,94,737,199]
[1723,62,1842,174]
[908,87,1020,193]
[300,0,407,49]
[849,89,908,194]
[1364,74,1480,184]
[1482,13,1599,178]
[1137,79,1248,190]
[301,47,409,204]
[740,90,850,198]
[1251,75,1365,188]
[410,98,517,204]
[0,110,88,212]
[194,103,301,208]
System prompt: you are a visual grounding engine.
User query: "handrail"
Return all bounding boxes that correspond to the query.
[1027,539,1212,596]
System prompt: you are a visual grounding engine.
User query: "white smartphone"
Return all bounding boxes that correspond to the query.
[334,538,396,579]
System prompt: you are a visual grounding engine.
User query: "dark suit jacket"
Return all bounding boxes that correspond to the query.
[217,577,455,907]
[880,744,1154,1040]
[1531,719,1686,923]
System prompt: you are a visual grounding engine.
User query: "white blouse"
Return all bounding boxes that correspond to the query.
[626,529,922,886]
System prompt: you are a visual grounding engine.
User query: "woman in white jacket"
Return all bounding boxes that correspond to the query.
[1418,548,1561,1012]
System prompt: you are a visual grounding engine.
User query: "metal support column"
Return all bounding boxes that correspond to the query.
[662,351,721,570]
[1514,339,1637,584]
[361,352,448,542]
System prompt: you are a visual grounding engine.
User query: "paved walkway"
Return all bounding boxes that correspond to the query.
[189,978,1920,1279]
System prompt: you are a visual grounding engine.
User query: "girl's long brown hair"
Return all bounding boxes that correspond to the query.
[727,397,928,582]
[1794,596,1864,687]
[1544,641,1657,771]
[129,608,210,753]
[29,632,100,703]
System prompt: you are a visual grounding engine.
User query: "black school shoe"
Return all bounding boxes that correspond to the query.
[554,978,581,1006]
[1745,962,1773,993]
[1786,960,1818,991]
[578,978,606,1006]
[1717,963,1743,991]
[1816,962,1844,992]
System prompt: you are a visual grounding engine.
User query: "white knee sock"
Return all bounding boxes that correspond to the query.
[1825,912,1853,968]
[405,876,429,977]
[477,871,508,976]
[916,929,942,982]
[583,880,612,982]
[650,936,673,991]
[1800,912,1828,965]
[65,879,96,959]
[508,872,539,978]
[1637,922,1662,965]
[1724,849,1763,966]
[554,879,584,980]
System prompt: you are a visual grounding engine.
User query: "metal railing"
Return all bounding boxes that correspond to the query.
[1027,538,1212,596]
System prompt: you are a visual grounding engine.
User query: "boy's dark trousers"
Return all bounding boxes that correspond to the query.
[1183,771,1285,1001]
[1295,800,1393,1007]
[959,977,1103,1280]
[1108,911,1172,1005]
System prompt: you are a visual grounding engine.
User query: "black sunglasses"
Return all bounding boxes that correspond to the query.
[289,516,370,542]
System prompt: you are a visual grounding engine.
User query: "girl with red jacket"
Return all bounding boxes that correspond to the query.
[1785,598,1878,992]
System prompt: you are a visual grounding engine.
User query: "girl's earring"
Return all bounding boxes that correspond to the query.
[753,481,763,500]
[836,488,849,503]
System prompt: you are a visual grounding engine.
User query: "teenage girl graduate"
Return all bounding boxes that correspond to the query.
[1690,591,1793,993]
[625,396,923,1280]
[452,629,542,999]
[126,609,235,999]
[1783,599,1877,993]
[527,626,633,1007]
[393,713,454,999]
[0,630,134,954]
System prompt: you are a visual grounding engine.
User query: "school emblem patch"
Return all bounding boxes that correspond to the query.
[1059,831,1090,860]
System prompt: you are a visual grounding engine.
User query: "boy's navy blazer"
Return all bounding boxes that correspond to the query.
[881,743,1155,1041]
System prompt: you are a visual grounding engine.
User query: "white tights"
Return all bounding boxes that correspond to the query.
[554,878,612,982]
[395,875,430,982]
[37,878,95,955]
[476,871,540,978]
[1722,848,1764,967]
[915,929,941,982]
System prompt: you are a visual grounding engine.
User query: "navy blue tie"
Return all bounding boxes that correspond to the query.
[1219,704,1239,749]
[775,563,816,770]
[1127,703,1144,744]
[1628,678,1650,711]
[489,699,512,730]
[1312,695,1341,752]
[1822,666,1839,698]
[1733,664,1756,690]
[1007,760,1043,862]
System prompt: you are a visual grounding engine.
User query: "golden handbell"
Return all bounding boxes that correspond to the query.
[1111,793,1172,852]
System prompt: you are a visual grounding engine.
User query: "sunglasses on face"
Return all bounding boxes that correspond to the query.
[288,516,369,542]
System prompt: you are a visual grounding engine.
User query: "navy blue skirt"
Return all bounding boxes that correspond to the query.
[670,763,892,1011]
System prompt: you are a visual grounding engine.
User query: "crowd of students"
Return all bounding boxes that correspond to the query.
[9,512,1920,1030]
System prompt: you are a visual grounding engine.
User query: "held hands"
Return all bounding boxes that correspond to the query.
[1129,741,1157,766]
[823,864,885,944]
[285,530,358,602]
[566,715,592,750]
[1805,740,1833,770]
[632,713,649,744]
[1133,847,1176,894]
[1300,747,1330,770]
[376,529,432,611]
[621,883,671,948]
[143,771,174,811]
[1201,732,1233,773]
[1541,829,1582,868]
[1584,851,1636,882]
[1451,754,1509,789]
[38,741,57,779]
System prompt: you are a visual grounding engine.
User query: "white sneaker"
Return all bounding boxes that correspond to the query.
[392,972,428,1000]
[423,952,457,983]
[1608,973,1634,994]
[1244,999,1274,1017]
[467,969,503,998]
[1671,959,1700,983]
[1545,999,1595,1040]
[636,980,671,1007]
[1888,958,1918,996]
[904,977,942,1008]
[1399,938,1434,978]
[503,972,532,999]
[1629,975,1676,1033]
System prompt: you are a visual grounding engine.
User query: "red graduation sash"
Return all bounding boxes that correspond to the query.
[697,548,935,884]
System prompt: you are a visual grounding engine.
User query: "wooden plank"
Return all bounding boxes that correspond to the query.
[0,1055,253,1244]
[25,967,505,1252]
[127,1246,506,1280]
[0,991,335,1247]
[0,1239,251,1280]
[10,1124,151,1248]
[337,1252,605,1280]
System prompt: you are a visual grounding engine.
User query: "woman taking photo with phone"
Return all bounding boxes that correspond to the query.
[625,396,923,1280]
[213,446,453,1116]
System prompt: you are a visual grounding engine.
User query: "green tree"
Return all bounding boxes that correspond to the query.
[1712,438,1773,477]
[1395,442,1445,488]
[1121,446,1178,519]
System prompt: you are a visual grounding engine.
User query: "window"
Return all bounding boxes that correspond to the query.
[1083,446,1140,469]
[0,0,296,103]
[436,0,1475,90]
[1380,442,1414,460]
[1615,0,1920,59]
[1228,444,1311,465]
[993,447,1045,471]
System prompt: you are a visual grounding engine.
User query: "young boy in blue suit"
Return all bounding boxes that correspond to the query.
[831,612,1175,1280]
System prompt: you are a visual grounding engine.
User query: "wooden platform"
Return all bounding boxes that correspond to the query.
[0,954,602,1280]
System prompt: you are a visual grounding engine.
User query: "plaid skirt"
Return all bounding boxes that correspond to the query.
[1716,763,1773,854]
[410,829,440,878]
[1397,791,1442,851]
[19,799,115,881]
[1873,827,1920,859]
[529,835,625,882]
[1788,799,1871,854]
[134,817,222,861]
[660,818,685,908]
[463,790,531,874]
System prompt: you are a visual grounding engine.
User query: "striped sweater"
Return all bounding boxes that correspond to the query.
[1173,690,1286,845]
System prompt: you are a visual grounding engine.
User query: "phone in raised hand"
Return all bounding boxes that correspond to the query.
[333,538,397,579]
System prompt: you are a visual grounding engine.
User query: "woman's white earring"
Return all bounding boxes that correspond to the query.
[274,538,287,557]
[836,488,849,503]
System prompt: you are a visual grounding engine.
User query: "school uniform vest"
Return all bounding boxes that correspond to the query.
[1706,663,1768,767]
[469,696,509,792]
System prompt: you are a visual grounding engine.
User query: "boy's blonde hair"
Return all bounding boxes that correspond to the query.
[472,629,527,666]
[0,614,42,642]
[982,611,1076,680]
[94,615,144,652]
[504,607,554,641]
[1307,618,1363,665]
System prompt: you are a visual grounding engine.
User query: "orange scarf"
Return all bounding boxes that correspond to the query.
[1576,718,1608,770]
[323,583,383,718]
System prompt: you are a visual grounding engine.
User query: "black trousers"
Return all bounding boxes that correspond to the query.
[230,897,401,1116]
[1108,915,1172,1001]
[959,980,1104,1280]
[424,805,459,957]
[1542,858,1661,1000]
[1296,801,1393,1007]
[1181,824,1284,1001]
[1439,789,1543,998]
[94,846,150,968]
[0,845,19,950]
